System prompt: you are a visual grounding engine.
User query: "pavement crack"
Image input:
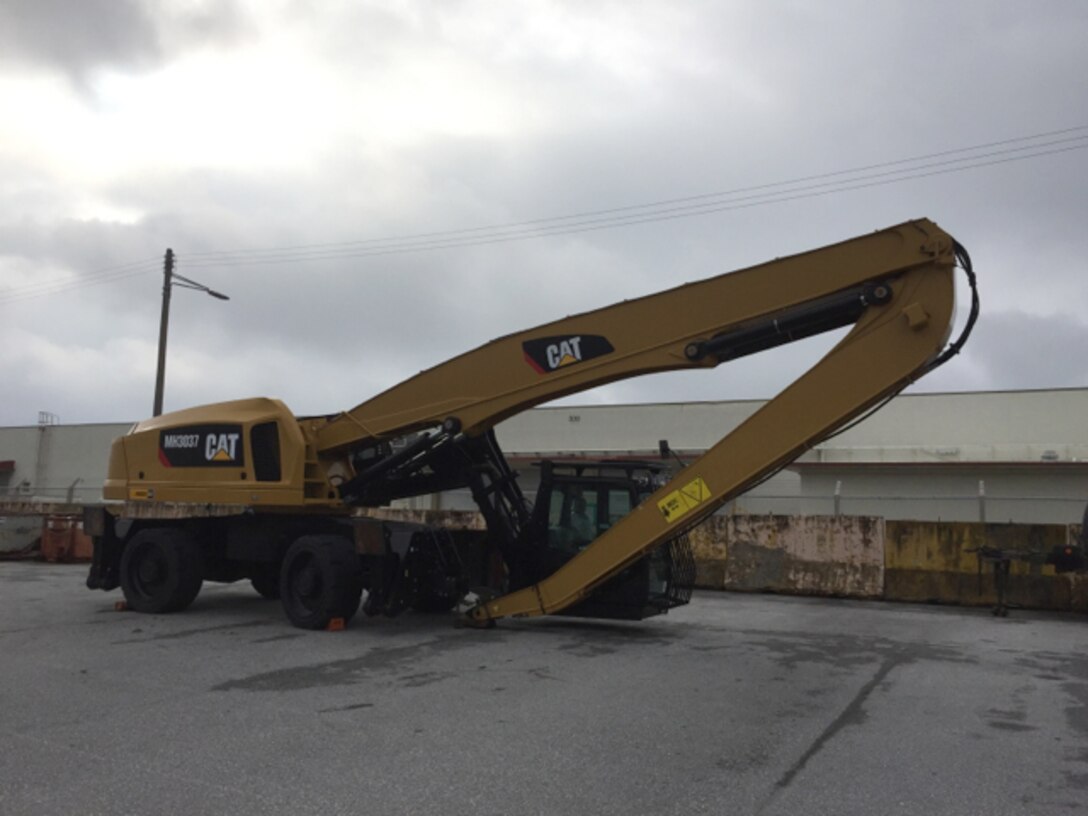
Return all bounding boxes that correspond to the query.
[768,651,908,798]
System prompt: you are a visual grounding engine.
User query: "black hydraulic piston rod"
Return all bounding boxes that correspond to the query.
[338,420,461,503]
[684,283,892,364]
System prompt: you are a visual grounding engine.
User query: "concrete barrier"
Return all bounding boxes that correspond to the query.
[688,515,884,598]
[884,520,1087,612]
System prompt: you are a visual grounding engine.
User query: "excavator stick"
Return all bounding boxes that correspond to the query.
[466,230,969,623]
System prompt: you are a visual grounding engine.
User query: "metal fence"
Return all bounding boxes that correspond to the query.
[3,485,104,504]
[730,488,1087,525]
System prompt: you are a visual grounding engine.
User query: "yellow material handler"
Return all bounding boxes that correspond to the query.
[85,219,978,629]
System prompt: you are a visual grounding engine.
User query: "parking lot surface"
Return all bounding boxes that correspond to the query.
[1,562,1086,815]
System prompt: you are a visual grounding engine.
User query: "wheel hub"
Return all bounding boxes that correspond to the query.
[137,556,163,586]
[296,565,321,600]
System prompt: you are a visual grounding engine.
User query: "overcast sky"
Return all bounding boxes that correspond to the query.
[1,0,1086,427]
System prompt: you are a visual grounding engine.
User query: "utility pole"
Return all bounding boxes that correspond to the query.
[152,249,174,417]
[152,249,229,417]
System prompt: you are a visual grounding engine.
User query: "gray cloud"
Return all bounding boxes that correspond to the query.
[0,0,160,79]
[0,1,1086,426]
[0,0,250,91]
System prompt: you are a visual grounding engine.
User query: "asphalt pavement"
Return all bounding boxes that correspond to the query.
[1,562,1086,815]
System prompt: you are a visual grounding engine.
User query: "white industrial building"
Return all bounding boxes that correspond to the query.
[2,388,1086,525]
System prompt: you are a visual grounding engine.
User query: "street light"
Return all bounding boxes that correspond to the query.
[152,248,229,417]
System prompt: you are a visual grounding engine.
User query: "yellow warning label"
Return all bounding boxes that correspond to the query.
[129,488,152,500]
[657,477,711,524]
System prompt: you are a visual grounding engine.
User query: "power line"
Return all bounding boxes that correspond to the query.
[180,125,1088,265]
[181,134,1088,268]
[0,259,160,304]
[2,124,1086,300]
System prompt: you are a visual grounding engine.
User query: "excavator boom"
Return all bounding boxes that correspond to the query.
[314,219,965,453]
[308,219,974,622]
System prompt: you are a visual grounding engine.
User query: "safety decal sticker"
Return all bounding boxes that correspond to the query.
[657,477,711,524]
[523,334,614,374]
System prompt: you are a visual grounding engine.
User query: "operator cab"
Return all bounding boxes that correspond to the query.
[525,459,696,620]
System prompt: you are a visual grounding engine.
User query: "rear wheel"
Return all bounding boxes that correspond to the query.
[280,535,363,630]
[119,528,203,613]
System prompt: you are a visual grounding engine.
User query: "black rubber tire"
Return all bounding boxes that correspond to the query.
[280,535,363,630]
[119,528,203,614]
[250,568,280,600]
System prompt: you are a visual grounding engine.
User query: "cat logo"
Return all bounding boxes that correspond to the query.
[158,424,245,468]
[205,433,240,462]
[523,334,614,375]
[547,337,583,369]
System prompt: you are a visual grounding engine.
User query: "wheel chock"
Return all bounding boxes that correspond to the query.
[326,617,346,631]
[114,601,129,612]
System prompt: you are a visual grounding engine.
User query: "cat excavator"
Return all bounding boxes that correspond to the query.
[85,218,978,629]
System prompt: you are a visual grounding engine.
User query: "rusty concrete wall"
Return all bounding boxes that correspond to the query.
[688,515,884,598]
[884,520,1087,613]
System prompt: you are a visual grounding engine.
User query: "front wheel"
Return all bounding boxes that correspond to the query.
[119,528,203,613]
[280,535,363,630]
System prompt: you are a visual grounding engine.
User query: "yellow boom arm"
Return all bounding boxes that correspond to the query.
[306,219,973,623]
[316,219,960,450]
